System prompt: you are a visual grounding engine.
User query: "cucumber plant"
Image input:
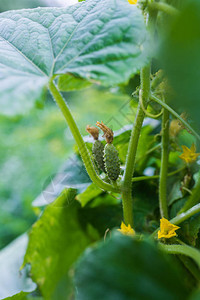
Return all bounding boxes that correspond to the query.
[1,0,200,299]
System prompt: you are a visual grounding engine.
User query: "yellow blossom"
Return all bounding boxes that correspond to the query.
[117,221,135,236]
[128,0,137,4]
[158,218,180,239]
[179,143,200,164]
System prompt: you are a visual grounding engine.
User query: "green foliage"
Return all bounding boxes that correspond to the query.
[159,0,200,128]
[190,289,200,300]
[0,234,36,299]
[0,0,149,116]
[23,189,92,299]
[0,105,73,249]
[75,234,189,300]
[3,292,29,300]
[58,74,91,91]
[32,154,91,207]
[179,213,200,247]
[76,183,102,207]
[1,0,200,299]
[76,182,120,207]
[0,0,45,12]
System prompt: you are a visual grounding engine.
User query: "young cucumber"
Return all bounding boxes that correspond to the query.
[104,143,120,181]
[92,140,106,173]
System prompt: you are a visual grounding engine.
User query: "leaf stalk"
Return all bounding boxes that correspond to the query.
[49,79,119,193]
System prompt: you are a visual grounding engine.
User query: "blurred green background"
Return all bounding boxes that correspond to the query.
[0,0,132,249]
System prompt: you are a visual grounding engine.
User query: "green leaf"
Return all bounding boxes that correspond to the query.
[0,234,36,299]
[168,180,183,206]
[0,0,149,116]
[3,291,29,300]
[190,288,200,300]
[159,243,200,269]
[58,74,91,91]
[132,180,158,232]
[76,183,103,207]
[180,213,200,247]
[79,205,122,236]
[23,189,92,299]
[159,0,200,128]
[0,0,46,12]
[32,154,91,207]
[75,234,189,300]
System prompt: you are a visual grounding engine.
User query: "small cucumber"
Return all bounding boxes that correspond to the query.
[104,143,120,181]
[92,140,106,172]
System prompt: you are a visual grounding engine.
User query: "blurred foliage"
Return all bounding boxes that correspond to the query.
[22,190,91,300]
[0,234,36,299]
[75,234,190,300]
[159,0,200,130]
[0,105,72,249]
[1,105,199,298]
[0,85,131,249]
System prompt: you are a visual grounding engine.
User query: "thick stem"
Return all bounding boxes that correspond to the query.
[159,108,169,218]
[178,255,200,282]
[159,243,200,269]
[151,94,200,142]
[171,203,200,225]
[122,65,151,226]
[49,79,119,193]
[148,2,179,17]
[178,177,200,213]
[172,238,200,281]
[132,166,185,183]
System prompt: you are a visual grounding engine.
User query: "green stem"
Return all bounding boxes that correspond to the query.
[122,65,151,226]
[159,108,169,218]
[173,238,200,281]
[135,142,161,169]
[171,203,200,225]
[159,243,200,269]
[151,94,200,142]
[178,255,200,281]
[143,142,161,157]
[178,177,200,213]
[148,2,179,17]
[48,79,119,193]
[132,166,185,183]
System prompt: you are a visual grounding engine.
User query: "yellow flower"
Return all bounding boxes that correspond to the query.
[179,143,200,164]
[158,218,180,239]
[117,221,135,236]
[128,0,137,4]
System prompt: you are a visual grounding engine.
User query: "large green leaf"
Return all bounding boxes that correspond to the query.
[179,213,200,247]
[75,234,189,300]
[23,189,92,299]
[0,0,149,116]
[32,154,91,207]
[3,292,29,300]
[0,234,36,299]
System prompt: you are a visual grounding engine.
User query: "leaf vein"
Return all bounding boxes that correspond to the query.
[0,36,48,77]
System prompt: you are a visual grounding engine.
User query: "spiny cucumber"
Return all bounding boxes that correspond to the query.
[104,143,120,181]
[96,121,120,181]
[86,125,106,173]
[92,140,106,172]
